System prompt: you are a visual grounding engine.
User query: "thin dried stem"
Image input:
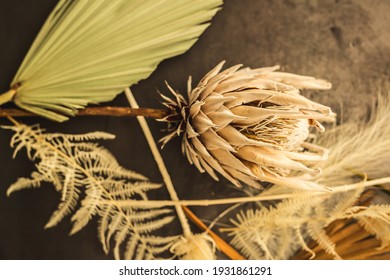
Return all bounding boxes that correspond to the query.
[0,106,170,119]
[104,177,390,208]
[124,88,192,237]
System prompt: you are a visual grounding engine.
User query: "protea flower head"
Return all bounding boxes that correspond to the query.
[160,61,335,191]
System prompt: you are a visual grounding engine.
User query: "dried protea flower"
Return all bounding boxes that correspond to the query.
[170,233,216,260]
[160,61,335,191]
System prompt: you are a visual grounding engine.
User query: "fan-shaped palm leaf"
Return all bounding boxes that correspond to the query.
[0,0,222,121]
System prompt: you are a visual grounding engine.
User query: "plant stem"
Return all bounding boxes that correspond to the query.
[107,176,390,208]
[0,89,16,105]
[124,88,192,237]
[0,106,170,119]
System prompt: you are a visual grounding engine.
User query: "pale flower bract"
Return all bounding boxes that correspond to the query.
[160,61,335,191]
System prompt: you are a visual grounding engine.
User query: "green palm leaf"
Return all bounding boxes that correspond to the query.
[0,0,222,121]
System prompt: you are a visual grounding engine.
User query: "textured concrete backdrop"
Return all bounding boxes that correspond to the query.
[0,0,389,259]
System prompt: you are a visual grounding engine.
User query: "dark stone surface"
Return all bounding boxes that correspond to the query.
[0,0,389,259]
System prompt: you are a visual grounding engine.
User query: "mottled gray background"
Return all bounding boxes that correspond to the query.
[0,0,389,259]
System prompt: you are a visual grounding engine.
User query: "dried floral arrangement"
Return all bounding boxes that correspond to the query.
[0,1,389,260]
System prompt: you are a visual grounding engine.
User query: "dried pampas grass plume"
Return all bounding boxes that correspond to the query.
[314,93,390,187]
[160,61,335,191]
[170,233,216,260]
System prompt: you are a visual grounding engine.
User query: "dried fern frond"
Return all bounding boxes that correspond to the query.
[0,0,222,122]
[3,121,177,260]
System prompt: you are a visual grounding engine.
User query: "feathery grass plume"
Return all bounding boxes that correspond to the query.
[160,61,334,191]
[0,0,223,122]
[3,121,177,260]
[313,93,390,187]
